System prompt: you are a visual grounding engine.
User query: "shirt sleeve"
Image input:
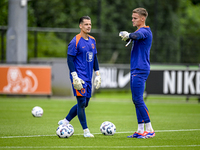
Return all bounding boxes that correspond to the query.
[93,54,99,71]
[67,37,77,56]
[67,54,76,73]
[129,32,144,40]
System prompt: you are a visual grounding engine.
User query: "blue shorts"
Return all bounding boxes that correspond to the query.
[71,80,92,98]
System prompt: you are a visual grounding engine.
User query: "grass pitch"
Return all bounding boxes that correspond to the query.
[0,93,200,150]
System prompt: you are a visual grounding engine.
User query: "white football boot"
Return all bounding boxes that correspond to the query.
[58,118,69,125]
[83,128,94,137]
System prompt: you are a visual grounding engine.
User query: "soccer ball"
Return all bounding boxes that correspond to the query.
[56,124,74,138]
[31,106,43,117]
[100,121,116,135]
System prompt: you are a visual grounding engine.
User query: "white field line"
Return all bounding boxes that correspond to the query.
[0,128,200,139]
[0,145,200,149]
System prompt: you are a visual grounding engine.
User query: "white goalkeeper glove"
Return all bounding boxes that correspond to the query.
[119,31,130,41]
[94,71,101,89]
[71,72,85,90]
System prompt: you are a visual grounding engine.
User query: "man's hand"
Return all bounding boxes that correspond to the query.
[71,72,85,90]
[94,71,101,89]
[119,31,130,41]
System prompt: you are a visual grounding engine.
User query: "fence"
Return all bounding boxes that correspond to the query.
[1,26,200,64]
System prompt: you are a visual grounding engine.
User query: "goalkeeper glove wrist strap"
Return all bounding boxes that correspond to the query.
[71,71,78,78]
[95,70,100,76]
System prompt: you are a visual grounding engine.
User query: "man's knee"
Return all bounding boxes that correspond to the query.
[133,99,145,107]
[85,98,90,108]
[77,96,86,108]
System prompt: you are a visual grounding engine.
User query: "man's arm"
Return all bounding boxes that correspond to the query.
[93,54,101,89]
[119,31,144,46]
[129,32,143,40]
[93,54,99,71]
[119,31,143,41]
[67,54,76,73]
[67,54,85,90]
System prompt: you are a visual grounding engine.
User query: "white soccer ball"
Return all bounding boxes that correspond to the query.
[56,124,74,138]
[31,106,43,117]
[100,121,116,135]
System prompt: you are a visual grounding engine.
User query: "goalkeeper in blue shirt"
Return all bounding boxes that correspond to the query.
[58,16,101,138]
[119,8,155,139]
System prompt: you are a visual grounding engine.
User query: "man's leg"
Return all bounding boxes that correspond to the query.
[59,97,91,125]
[77,96,94,137]
[76,96,87,129]
[66,104,77,121]
[128,72,154,138]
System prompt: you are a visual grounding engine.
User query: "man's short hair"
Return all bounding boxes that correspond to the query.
[79,16,91,24]
[132,8,148,18]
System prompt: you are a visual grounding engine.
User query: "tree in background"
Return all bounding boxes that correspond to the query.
[179,0,200,63]
[0,0,200,64]
[97,0,181,63]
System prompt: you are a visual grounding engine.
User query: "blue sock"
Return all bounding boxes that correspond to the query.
[76,96,87,129]
[66,104,77,121]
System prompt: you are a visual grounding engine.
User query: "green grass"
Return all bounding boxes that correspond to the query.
[0,93,200,150]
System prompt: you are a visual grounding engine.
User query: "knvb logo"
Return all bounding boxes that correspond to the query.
[86,52,93,62]
[91,43,95,49]
[3,67,38,93]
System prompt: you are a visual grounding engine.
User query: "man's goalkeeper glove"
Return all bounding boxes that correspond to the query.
[94,71,101,89]
[71,72,85,90]
[119,31,130,41]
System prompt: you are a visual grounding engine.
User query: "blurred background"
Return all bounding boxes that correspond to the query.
[1,0,200,64]
[0,0,200,98]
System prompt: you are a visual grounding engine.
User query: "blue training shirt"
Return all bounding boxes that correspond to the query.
[130,26,152,72]
[68,34,97,81]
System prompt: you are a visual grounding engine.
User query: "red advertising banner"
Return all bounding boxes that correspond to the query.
[0,65,51,95]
